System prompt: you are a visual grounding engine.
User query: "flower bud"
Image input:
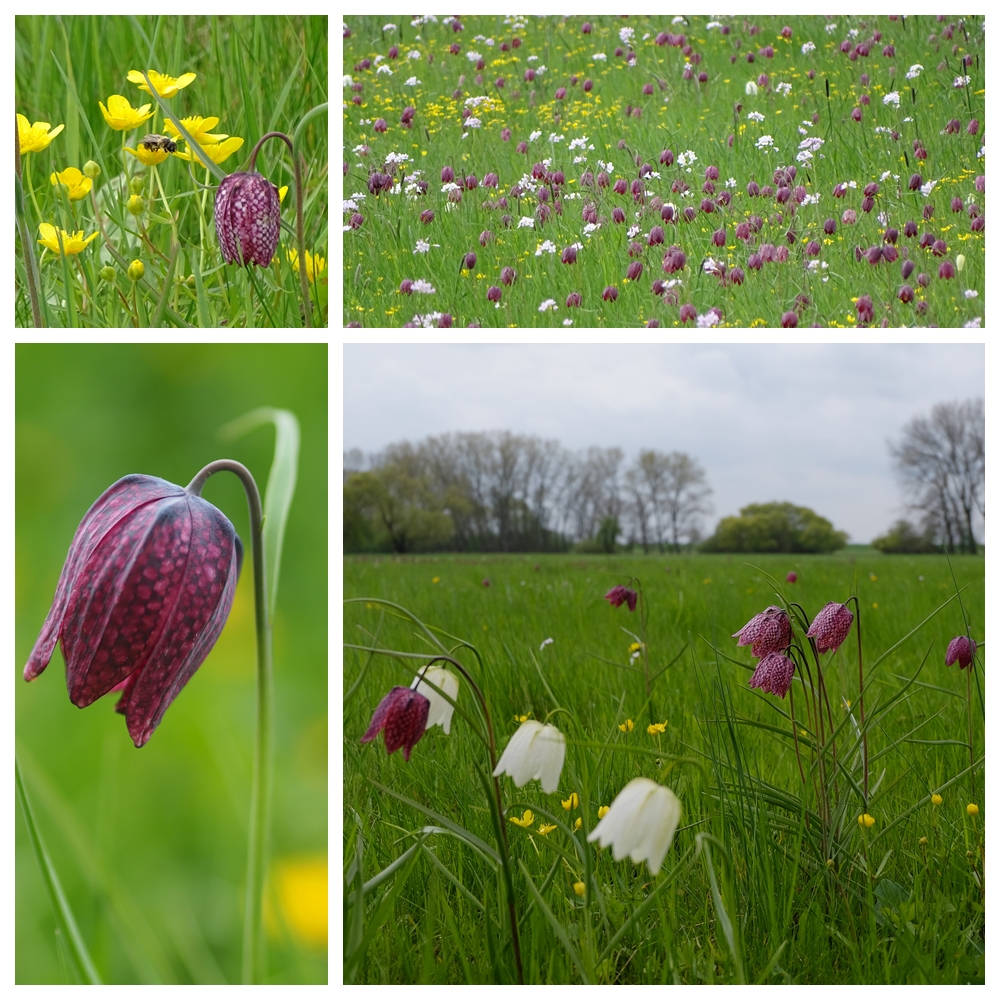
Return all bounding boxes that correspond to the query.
[130,175,145,195]
[127,259,145,281]
[99,265,116,282]
[83,160,102,179]
[127,194,145,216]
[956,254,966,272]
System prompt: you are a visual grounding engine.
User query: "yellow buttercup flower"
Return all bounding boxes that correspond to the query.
[278,185,289,203]
[287,247,327,284]
[163,115,228,145]
[628,642,643,654]
[573,817,582,831]
[509,809,534,828]
[128,68,197,98]
[931,793,943,806]
[431,576,440,584]
[37,223,99,255]
[966,803,979,817]
[597,805,610,819]
[49,167,92,201]
[858,813,875,829]
[572,881,586,896]
[125,144,171,166]
[537,823,557,835]
[17,114,65,153]
[561,792,579,811]
[619,719,634,733]
[513,713,530,723]
[98,95,154,131]
[647,720,668,735]
[271,855,327,949]
[172,136,245,165]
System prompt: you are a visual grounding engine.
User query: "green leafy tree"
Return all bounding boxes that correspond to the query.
[700,501,848,553]
[871,519,939,554]
[343,466,453,553]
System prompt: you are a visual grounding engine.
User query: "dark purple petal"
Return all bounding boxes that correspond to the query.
[733,605,791,657]
[24,475,241,747]
[749,651,795,697]
[361,686,430,761]
[215,171,282,268]
[945,635,976,669]
[806,602,854,654]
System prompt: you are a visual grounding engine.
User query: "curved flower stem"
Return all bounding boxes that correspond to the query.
[248,131,312,327]
[419,653,524,984]
[187,459,271,985]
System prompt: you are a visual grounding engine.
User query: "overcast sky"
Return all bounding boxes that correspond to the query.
[343,344,984,543]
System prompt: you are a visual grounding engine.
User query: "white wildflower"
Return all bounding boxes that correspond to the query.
[620,26,634,44]
[906,64,923,80]
[534,240,557,256]
[548,132,565,143]
[776,82,792,96]
[747,111,765,122]
[518,217,535,228]
[920,180,937,197]
[569,136,589,150]
[964,289,979,299]
[825,23,838,33]
[883,91,900,106]
[756,135,774,149]
[538,299,558,312]
[412,279,435,294]
[407,50,421,60]
[383,22,396,32]
[529,130,542,142]
[954,75,971,88]
[593,52,607,61]
[404,76,421,86]
[466,117,482,129]
[376,64,393,76]
[413,240,431,254]
[540,637,554,651]
[746,81,758,96]
[466,50,482,63]
[801,41,816,54]
[343,75,354,87]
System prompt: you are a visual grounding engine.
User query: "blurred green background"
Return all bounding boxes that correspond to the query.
[16,344,327,984]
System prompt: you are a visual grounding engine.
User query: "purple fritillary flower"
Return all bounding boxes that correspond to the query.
[938,260,955,279]
[945,635,976,669]
[679,303,697,322]
[786,572,798,583]
[604,585,638,612]
[898,284,914,303]
[349,213,364,230]
[479,230,494,247]
[627,261,643,281]
[561,246,577,264]
[361,686,430,761]
[612,207,626,224]
[566,291,581,307]
[749,651,796,698]
[733,606,792,658]
[856,295,874,324]
[487,285,501,303]
[602,285,619,302]
[806,602,854,654]
[501,267,516,286]
[24,474,242,747]
[400,279,414,294]
[780,310,798,327]
[215,171,281,267]
[909,174,922,192]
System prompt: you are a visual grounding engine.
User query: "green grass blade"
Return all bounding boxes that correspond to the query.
[519,860,591,983]
[16,757,101,985]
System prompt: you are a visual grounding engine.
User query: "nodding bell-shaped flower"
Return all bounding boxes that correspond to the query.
[23,474,242,748]
[215,171,281,267]
[587,778,682,875]
[733,605,791,657]
[361,686,430,761]
[749,651,796,698]
[806,601,854,654]
[492,719,566,793]
[410,665,460,733]
[945,635,976,669]
[605,585,638,611]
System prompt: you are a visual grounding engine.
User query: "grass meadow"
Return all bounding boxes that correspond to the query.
[344,550,984,984]
[15,16,328,327]
[343,15,984,327]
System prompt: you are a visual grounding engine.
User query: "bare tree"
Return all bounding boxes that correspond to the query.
[889,398,984,554]
[660,452,713,551]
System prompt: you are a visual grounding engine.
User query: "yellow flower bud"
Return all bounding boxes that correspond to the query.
[858,813,875,829]
[573,817,582,831]
[83,160,102,179]
[127,259,145,281]
[919,836,928,845]
[127,195,145,216]
[99,265,116,282]
[573,881,585,897]
[130,175,146,195]
[597,805,610,819]
[931,794,942,806]
[956,254,966,272]
[561,792,579,811]
[966,803,979,817]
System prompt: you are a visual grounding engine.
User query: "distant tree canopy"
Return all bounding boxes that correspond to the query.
[700,502,848,554]
[871,519,939,554]
[888,398,984,554]
[344,432,712,554]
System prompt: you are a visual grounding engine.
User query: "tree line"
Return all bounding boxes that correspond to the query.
[344,432,713,554]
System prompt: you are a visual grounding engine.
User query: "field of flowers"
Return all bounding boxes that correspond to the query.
[344,551,984,984]
[343,15,984,327]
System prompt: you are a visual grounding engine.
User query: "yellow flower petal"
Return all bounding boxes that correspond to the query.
[99,95,154,131]
[572,881,586,897]
[49,167,92,201]
[128,69,197,98]
[17,115,65,153]
[125,145,171,166]
[37,223,99,255]
[172,136,245,166]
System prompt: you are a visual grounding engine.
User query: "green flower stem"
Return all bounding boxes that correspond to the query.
[24,151,44,226]
[186,459,272,985]
[15,123,44,327]
[16,757,101,984]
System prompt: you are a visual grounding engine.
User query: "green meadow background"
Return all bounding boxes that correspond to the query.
[344,550,984,983]
[15,15,329,327]
[16,344,327,983]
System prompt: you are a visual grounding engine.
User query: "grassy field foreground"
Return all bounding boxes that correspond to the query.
[344,551,984,984]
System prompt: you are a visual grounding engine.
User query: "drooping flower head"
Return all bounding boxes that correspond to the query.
[748,651,796,698]
[587,778,682,875]
[23,475,242,747]
[492,719,566,793]
[410,665,460,733]
[361,686,430,760]
[944,635,976,669]
[733,605,791,657]
[605,585,637,612]
[215,171,281,267]
[806,601,854,654]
